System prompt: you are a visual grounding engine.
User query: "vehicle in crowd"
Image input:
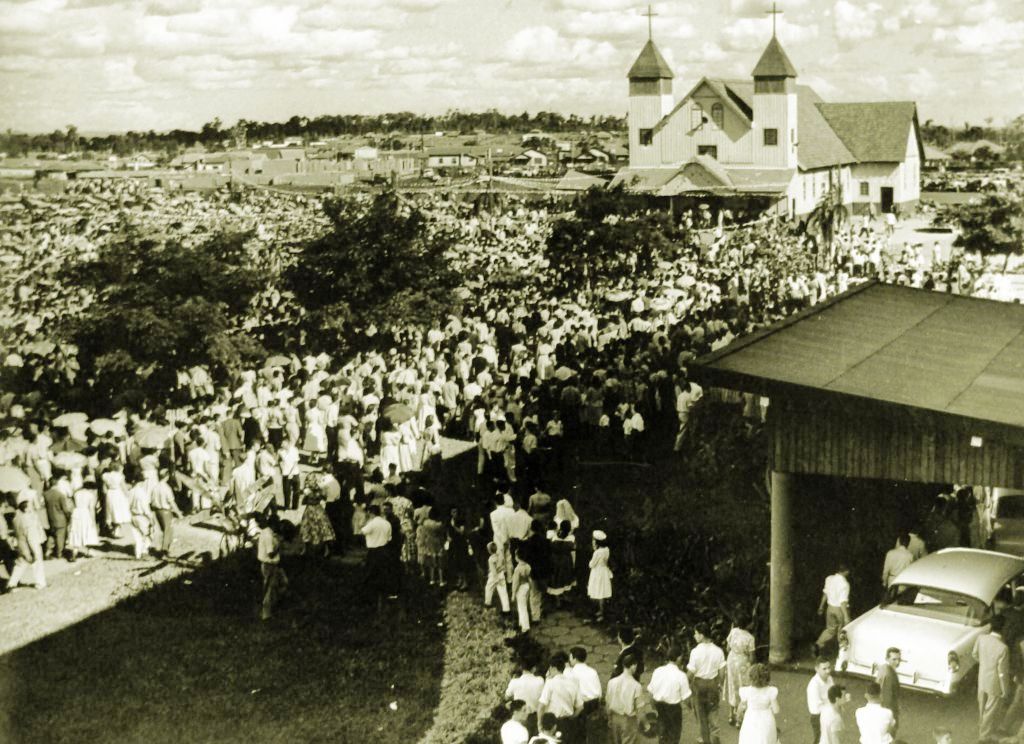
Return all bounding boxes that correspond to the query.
[836,548,1024,695]
[989,489,1024,556]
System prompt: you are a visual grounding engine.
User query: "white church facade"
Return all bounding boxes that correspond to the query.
[612,34,924,218]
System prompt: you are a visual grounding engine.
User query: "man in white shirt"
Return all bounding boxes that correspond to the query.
[506,664,546,733]
[648,644,691,744]
[569,646,602,741]
[815,565,851,657]
[538,652,582,742]
[806,657,835,744]
[855,683,894,744]
[881,534,914,589]
[501,699,530,744]
[361,505,392,608]
[687,624,726,744]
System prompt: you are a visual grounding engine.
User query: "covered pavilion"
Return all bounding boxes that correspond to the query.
[689,280,1024,661]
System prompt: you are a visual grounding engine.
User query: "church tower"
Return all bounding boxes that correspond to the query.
[751,34,798,169]
[627,39,674,168]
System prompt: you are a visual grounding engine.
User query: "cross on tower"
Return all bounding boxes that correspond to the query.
[766,1,783,37]
[641,4,658,41]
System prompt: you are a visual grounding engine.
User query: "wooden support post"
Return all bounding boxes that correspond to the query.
[769,470,795,663]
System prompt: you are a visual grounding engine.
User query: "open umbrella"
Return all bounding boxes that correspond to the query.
[554,366,577,381]
[90,418,126,437]
[22,340,56,356]
[53,412,89,427]
[265,354,291,369]
[135,425,172,449]
[53,451,87,471]
[382,403,414,425]
[605,289,632,303]
[0,465,30,492]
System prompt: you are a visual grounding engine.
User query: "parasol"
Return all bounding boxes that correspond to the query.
[53,451,87,471]
[605,289,632,302]
[90,418,126,437]
[381,403,414,425]
[53,412,89,427]
[554,366,577,381]
[22,340,56,356]
[0,465,30,492]
[264,354,291,369]
[135,425,172,449]
[4,353,23,367]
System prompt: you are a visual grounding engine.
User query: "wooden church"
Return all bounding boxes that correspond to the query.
[612,26,925,218]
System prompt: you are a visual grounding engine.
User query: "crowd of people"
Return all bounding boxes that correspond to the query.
[0,179,1005,741]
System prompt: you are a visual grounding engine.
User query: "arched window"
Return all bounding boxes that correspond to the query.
[711,103,724,129]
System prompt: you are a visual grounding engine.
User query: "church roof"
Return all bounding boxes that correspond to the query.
[752,36,798,78]
[628,39,674,80]
[816,102,920,162]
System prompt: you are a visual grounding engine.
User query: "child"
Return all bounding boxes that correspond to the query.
[587,529,612,622]
[484,541,511,615]
[511,552,533,634]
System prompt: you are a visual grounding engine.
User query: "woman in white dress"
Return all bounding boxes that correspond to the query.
[68,478,101,559]
[303,401,327,462]
[398,418,419,473]
[738,664,780,744]
[102,462,132,537]
[726,616,757,726]
[379,424,402,476]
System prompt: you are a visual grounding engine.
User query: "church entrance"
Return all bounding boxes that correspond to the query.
[880,186,894,213]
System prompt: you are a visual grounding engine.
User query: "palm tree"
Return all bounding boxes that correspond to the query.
[807,175,848,269]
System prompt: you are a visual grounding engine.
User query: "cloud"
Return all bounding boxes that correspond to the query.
[145,0,203,15]
[500,25,618,74]
[932,16,1024,55]
[832,0,883,43]
[730,0,810,19]
[720,17,818,51]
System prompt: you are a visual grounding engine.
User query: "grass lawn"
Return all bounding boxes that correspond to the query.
[0,551,445,744]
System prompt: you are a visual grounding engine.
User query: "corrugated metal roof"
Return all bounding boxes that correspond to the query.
[610,167,679,191]
[628,39,674,80]
[816,102,919,162]
[752,36,798,78]
[692,282,1024,431]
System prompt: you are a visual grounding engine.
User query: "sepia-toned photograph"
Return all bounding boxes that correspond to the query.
[1,1,1023,742]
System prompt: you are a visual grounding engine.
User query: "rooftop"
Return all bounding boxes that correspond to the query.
[690,281,1024,431]
[751,36,798,78]
[628,39,674,80]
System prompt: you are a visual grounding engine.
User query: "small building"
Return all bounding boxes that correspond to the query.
[509,148,549,172]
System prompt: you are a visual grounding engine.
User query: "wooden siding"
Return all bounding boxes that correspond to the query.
[770,396,1024,487]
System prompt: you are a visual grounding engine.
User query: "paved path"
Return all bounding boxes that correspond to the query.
[530,608,977,744]
[0,515,223,656]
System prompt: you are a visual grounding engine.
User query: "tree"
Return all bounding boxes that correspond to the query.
[806,179,848,268]
[545,185,676,291]
[61,229,266,409]
[284,189,461,347]
[943,193,1024,271]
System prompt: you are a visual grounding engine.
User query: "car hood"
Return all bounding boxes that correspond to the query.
[845,607,977,678]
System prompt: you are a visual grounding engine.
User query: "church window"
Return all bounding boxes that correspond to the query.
[698,145,718,159]
[711,103,724,129]
[860,181,870,197]
[764,128,778,146]
[639,129,654,146]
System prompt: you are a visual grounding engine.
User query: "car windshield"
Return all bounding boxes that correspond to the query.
[998,496,1024,519]
[882,584,987,626]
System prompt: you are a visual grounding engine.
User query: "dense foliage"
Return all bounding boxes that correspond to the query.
[61,229,267,409]
[284,188,462,348]
[546,185,680,291]
[939,192,1024,259]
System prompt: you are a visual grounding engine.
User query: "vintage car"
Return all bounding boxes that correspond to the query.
[836,548,1024,695]
[990,489,1024,556]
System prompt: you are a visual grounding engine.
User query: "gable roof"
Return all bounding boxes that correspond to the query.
[752,36,798,78]
[816,102,920,162]
[628,39,674,80]
[796,88,857,169]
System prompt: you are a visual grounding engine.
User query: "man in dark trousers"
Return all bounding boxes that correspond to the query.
[875,647,901,730]
[43,478,74,560]
[612,625,645,679]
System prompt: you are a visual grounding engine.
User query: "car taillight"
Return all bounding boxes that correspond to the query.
[948,651,960,673]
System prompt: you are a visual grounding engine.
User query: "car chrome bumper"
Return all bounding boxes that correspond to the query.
[835,655,955,696]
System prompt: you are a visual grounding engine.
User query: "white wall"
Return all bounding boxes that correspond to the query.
[752,90,797,169]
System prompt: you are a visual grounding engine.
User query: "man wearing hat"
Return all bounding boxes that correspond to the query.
[43,472,74,560]
[6,490,47,590]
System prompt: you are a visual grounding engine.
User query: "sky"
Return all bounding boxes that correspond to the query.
[1,0,1022,133]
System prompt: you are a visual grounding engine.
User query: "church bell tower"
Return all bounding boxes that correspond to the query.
[752,33,798,169]
[627,37,674,168]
